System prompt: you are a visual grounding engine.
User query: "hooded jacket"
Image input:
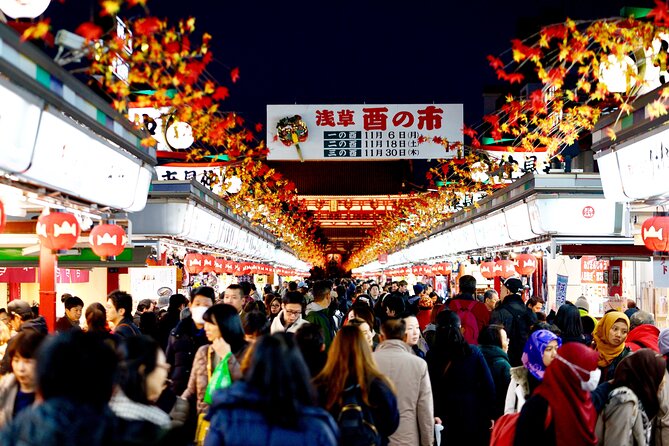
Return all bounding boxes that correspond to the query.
[269,310,307,334]
[305,302,335,348]
[625,324,660,353]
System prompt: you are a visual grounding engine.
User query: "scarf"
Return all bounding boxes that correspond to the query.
[593,312,629,367]
[613,349,666,419]
[536,343,598,446]
[522,329,561,380]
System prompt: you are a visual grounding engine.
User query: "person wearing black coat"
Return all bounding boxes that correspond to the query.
[490,278,537,367]
[478,325,511,419]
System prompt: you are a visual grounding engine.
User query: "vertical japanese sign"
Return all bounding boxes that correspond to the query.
[654,256,669,288]
[556,274,568,308]
[267,104,463,160]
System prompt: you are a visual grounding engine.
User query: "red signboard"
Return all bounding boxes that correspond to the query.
[0,268,36,283]
[581,256,609,284]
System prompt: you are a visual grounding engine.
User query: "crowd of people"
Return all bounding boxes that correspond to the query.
[0,277,666,445]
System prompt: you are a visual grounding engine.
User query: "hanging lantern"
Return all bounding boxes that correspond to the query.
[495,260,516,278]
[480,261,496,279]
[201,255,216,273]
[641,216,669,252]
[515,253,538,275]
[184,253,204,274]
[213,258,225,274]
[36,212,80,251]
[89,224,126,258]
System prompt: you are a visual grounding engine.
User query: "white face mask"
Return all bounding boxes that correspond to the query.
[191,306,208,325]
[556,354,600,391]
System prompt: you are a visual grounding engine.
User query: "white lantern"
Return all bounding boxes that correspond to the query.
[0,0,50,19]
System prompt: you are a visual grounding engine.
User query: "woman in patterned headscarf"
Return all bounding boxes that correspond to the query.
[504,329,561,414]
[594,311,631,383]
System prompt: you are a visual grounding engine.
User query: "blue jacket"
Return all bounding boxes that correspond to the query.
[205,381,338,446]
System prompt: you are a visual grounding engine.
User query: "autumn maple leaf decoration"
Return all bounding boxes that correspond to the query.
[75,22,103,41]
[230,67,240,83]
[649,0,669,26]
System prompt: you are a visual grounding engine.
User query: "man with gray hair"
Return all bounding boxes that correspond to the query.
[626,309,660,352]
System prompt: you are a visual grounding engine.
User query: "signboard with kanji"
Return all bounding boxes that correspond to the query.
[267,104,463,160]
[581,256,609,284]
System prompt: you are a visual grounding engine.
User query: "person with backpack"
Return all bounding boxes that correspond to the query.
[306,280,337,350]
[427,310,495,446]
[447,275,490,345]
[491,278,537,366]
[313,325,399,446]
[512,342,599,446]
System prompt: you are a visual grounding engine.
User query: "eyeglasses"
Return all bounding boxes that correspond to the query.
[284,310,302,316]
[270,303,281,308]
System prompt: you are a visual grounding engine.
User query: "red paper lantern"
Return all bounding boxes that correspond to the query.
[642,216,669,252]
[480,261,496,279]
[515,254,538,275]
[201,255,216,273]
[0,200,5,233]
[213,258,225,274]
[36,212,80,251]
[495,260,516,278]
[184,253,204,274]
[89,224,126,257]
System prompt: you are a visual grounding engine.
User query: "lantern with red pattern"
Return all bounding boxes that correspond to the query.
[515,254,538,275]
[213,258,225,274]
[495,260,516,278]
[201,255,216,273]
[36,212,81,250]
[89,224,126,258]
[480,261,496,279]
[641,216,669,252]
[184,253,204,274]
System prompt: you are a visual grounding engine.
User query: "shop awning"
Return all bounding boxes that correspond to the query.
[0,246,153,268]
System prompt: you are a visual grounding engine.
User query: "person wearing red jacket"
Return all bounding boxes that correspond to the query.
[625,310,660,352]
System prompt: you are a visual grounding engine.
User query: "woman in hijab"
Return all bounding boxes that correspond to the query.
[594,312,631,382]
[505,329,561,414]
[514,342,600,446]
[595,349,666,446]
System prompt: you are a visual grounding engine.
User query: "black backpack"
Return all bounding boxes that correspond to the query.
[337,385,381,446]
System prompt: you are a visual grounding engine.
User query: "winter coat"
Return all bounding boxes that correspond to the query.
[109,390,171,428]
[113,316,141,339]
[490,295,537,366]
[0,397,171,446]
[427,345,495,446]
[0,374,19,428]
[504,366,542,414]
[157,310,182,351]
[479,344,511,419]
[595,386,651,446]
[181,344,242,416]
[269,311,308,334]
[55,316,79,333]
[305,302,335,348]
[204,381,338,446]
[626,325,661,353]
[654,370,669,446]
[373,340,434,446]
[165,317,209,395]
[600,347,632,383]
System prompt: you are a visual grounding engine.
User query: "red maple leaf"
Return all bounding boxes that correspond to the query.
[529,89,547,113]
[134,17,162,36]
[230,67,240,83]
[235,115,245,126]
[212,86,229,101]
[487,55,505,70]
[164,41,181,54]
[541,24,567,40]
[649,0,669,26]
[75,22,103,40]
[255,123,263,133]
[462,125,478,139]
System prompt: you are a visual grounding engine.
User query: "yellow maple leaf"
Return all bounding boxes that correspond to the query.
[100,0,121,16]
[21,20,51,41]
[647,100,668,119]
[605,127,617,141]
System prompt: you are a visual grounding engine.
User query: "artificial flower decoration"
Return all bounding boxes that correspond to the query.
[276,115,308,162]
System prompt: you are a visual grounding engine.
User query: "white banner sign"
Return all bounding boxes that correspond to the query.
[654,256,669,288]
[267,104,462,160]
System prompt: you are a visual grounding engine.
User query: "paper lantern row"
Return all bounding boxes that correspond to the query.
[183,253,302,277]
[480,254,538,279]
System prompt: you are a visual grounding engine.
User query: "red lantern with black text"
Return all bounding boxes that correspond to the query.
[89,224,126,257]
[515,254,538,275]
[480,261,496,279]
[642,216,669,252]
[184,253,204,274]
[36,212,80,250]
[201,255,215,273]
[495,260,516,278]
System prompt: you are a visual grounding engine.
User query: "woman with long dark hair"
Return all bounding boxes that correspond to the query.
[555,302,586,344]
[426,310,495,446]
[313,325,399,445]
[205,334,337,446]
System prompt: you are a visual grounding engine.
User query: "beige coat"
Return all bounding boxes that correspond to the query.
[181,344,242,415]
[596,386,650,446]
[0,374,18,428]
[373,339,434,446]
[654,370,669,446]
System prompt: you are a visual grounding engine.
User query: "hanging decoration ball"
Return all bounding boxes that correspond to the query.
[515,253,538,275]
[641,216,669,252]
[480,261,496,279]
[495,259,516,278]
[36,212,81,251]
[201,255,216,273]
[276,115,308,162]
[89,224,126,258]
[184,253,204,274]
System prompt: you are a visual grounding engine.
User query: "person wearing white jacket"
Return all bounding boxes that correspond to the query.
[270,291,308,334]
